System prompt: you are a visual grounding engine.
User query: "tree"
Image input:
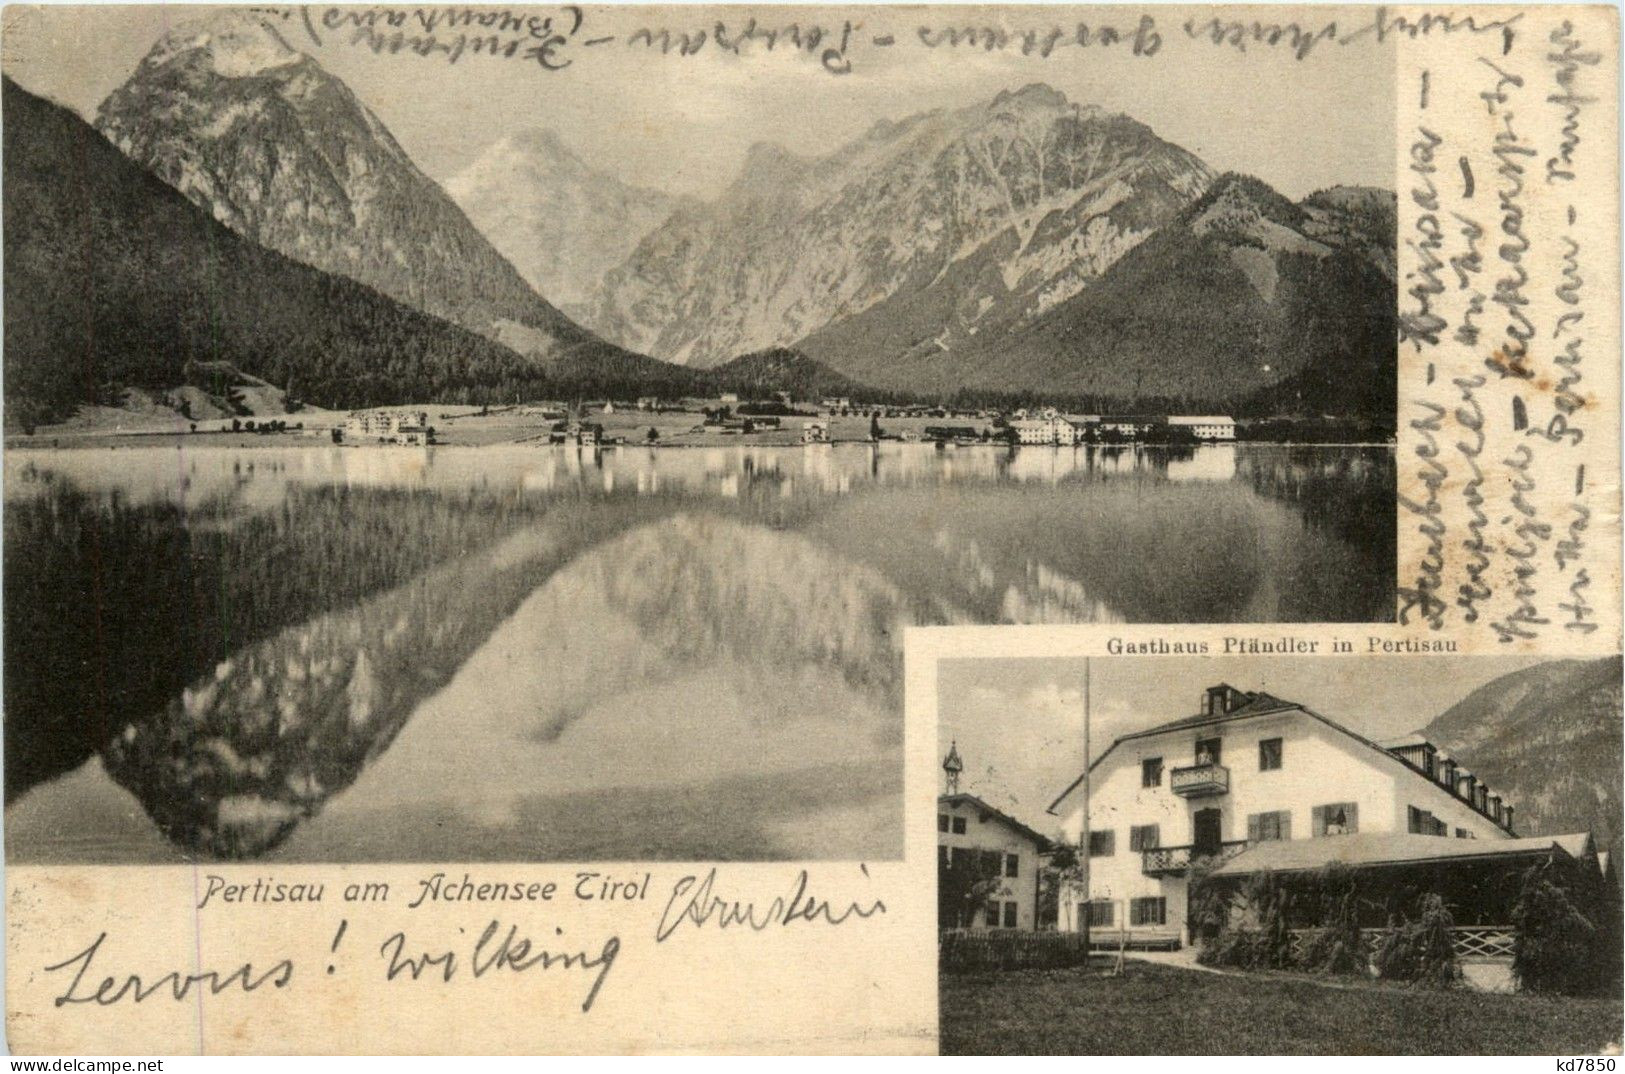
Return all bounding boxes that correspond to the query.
[1373,892,1459,986]
[1038,843,1083,930]
[646,427,660,442]
[869,413,883,440]
[1513,859,1618,995]
[938,850,1007,930]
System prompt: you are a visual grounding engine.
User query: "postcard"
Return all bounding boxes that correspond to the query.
[1,2,1616,1054]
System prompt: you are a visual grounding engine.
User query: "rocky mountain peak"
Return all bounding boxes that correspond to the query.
[588,85,1216,368]
[729,140,813,194]
[991,82,1070,111]
[506,127,573,159]
[445,127,689,312]
[1189,172,1306,228]
[139,11,308,80]
[94,17,619,362]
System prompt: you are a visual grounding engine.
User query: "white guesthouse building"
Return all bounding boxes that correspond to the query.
[1049,683,1598,947]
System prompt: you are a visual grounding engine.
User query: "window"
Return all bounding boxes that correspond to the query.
[984,902,1000,928]
[951,816,966,835]
[1408,806,1447,837]
[980,849,1003,875]
[1088,830,1115,857]
[1087,900,1114,928]
[1129,824,1161,852]
[1130,897,1167,926]
[1259,738,1283,771]
[1005,853,1020,878]
[1196,737,1222,765]
[1312,802,1359,836]
[1002,901,1018,929]
[1247,810,1291,842]
[937,813,950,833]
[1141,757,1163,788]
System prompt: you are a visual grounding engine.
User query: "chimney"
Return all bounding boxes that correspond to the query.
[1205,684,1245,716]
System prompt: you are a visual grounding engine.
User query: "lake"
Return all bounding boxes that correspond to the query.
[3,441,1394,863]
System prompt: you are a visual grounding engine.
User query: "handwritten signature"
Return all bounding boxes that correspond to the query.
[656,867,887,942]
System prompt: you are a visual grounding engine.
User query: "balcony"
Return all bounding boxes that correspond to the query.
[1141,845,1195,876]
[1170,762,1229,798]
[1141,840,1251,877]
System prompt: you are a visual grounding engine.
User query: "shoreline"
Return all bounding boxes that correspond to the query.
[4,433,1402,453]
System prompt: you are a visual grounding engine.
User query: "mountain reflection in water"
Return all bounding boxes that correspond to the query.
[4,442,1394,862]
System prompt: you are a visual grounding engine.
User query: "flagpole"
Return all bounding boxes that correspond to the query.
[1081,657,1091,961]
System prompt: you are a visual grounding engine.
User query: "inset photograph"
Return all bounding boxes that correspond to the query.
[935,655,1622,1054]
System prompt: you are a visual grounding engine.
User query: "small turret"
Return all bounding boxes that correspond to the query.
[943,741,964,795]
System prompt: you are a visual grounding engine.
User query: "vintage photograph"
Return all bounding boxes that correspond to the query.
[934,654,1623,1054]
[2,5,1397,865]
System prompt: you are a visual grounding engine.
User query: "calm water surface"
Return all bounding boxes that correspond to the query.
[3,441,1394,863]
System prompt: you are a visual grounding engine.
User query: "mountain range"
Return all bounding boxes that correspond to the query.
[576,83,1395,415]
[588,85,1214,367]
[6,10,1398,423]
[1,75,575,425]
[920,175,1399,416]
[90,13,690,395]
[1421,658,1622,858]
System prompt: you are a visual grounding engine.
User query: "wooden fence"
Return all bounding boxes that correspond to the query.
[1285,925,1515,962]
[938,928,1094,973]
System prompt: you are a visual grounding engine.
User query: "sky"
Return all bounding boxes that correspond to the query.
[3,4,1396,201]
[936,654,1552,837]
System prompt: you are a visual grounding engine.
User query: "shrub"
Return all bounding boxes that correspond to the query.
[1245,870,1294,970]
[1299,862,1368,977]
[1195,869,1294,971]
[1373,894,1459,987]
[1513,861,1617,996]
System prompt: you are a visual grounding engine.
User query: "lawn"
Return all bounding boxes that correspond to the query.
[941,960,1623,1055]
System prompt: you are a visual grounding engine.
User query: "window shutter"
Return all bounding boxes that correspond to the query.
[1247,814,1261,842]
[1146,824,1159,850]
[1346,803,1358,834]
[1279,811,1292,841]
[1312,805,1326,836]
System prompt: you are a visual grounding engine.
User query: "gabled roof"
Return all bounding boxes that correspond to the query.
[1046,689,1517,837]
[1210,832,1594,877]
[1046,689,1298,813]
[1116,690,1298,740]
[939,793,1053,851]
